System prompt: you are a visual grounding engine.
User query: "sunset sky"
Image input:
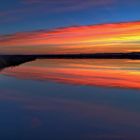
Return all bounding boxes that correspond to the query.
[0,0,140,54]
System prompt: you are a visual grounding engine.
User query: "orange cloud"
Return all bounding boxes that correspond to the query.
[0,21,140,54]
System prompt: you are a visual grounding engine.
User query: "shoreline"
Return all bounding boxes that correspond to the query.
[0,52,140,60]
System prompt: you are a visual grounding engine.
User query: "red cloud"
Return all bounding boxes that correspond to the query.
[0,21,140,54]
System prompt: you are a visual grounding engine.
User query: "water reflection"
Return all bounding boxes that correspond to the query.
[0,75,140,140]
[0,58,140,140]
[2,59,140,89]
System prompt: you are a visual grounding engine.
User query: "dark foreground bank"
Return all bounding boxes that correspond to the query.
[0,55,36,70]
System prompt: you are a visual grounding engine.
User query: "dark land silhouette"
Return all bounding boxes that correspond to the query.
[36,52,140,59]
[0,52,140,70]
[0,55,36,70]
[1,52,140,59]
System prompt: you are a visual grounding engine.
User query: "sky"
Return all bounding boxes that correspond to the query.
[0,0,140,54]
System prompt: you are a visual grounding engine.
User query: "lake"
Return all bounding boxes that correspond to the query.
[0,59,140,140]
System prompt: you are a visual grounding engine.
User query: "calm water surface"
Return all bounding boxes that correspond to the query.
[0,59,140,140]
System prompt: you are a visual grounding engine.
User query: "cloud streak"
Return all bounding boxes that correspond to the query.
[2,59,140,89]
[0,21,140,54]
[0,0,115,19]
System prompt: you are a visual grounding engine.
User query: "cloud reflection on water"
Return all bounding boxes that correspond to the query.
[2,59,140,89]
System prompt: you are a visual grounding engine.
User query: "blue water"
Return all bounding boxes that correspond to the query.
[0,59,140,140]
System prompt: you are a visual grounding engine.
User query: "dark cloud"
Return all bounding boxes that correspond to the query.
[0,0,139,25]
[21,0,115,9]
[0,0,115,19]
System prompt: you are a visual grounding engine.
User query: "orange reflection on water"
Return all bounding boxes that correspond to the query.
[2,59,140,89]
